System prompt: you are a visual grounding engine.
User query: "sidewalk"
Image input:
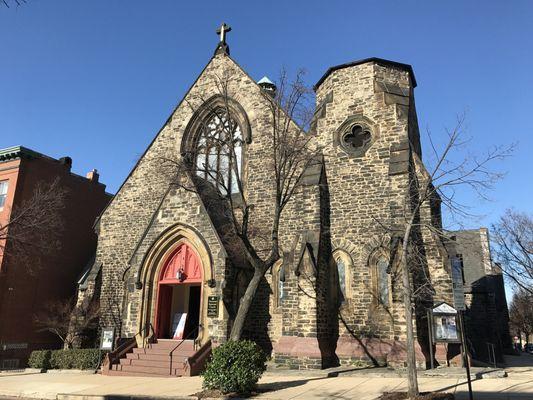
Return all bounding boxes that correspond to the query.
[1,369,533,400]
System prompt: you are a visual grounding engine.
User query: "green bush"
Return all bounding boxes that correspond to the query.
[203,340,267,394]
[28,350,51,370]
[28,349,103,370]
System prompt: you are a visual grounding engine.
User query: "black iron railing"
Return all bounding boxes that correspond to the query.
[168,325,202,375]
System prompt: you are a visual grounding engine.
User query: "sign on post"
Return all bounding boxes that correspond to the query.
[430,302,461,343]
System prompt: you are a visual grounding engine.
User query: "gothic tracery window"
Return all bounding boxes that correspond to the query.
[341,124,371,151]
[195,109,243,195]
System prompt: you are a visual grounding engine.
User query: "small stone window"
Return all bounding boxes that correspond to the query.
[273,260,285,309]
[375,256,390,307]
[333,250,352,303]
[336,116,376,156]
[341,125,371,151]
[337,257,346,300]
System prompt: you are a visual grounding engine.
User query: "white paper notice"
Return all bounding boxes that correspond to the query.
[172,312,187,339]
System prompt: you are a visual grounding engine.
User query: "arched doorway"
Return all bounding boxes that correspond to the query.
[155,243,202,340]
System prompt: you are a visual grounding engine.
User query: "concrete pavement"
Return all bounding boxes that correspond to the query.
[1,369,533,400]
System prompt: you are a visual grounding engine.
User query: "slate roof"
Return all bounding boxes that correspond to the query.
[314,57,417,91]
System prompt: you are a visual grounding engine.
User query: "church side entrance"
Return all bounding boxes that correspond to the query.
[155,243,203,340]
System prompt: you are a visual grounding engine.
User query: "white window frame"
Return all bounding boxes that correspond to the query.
[0,180,8,210]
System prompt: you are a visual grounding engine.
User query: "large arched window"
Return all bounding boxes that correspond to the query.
[195,108,243,195]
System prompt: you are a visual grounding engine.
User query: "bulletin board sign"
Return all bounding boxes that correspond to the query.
[100,328,115,351]
[207,296,219,318]
[430,302,461,343]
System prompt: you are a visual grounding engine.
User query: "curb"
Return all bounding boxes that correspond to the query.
[57,395,197,400]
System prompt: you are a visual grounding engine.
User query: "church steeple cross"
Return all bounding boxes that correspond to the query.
[214,23,232,56]
[216,23,231,44]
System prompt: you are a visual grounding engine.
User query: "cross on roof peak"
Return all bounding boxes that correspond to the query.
[214,23,232,56]
[216,23,231,44]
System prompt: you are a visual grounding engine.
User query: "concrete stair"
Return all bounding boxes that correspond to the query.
[108,339,196,377]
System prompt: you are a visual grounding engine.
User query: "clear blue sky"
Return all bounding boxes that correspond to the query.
[1,0,532,230]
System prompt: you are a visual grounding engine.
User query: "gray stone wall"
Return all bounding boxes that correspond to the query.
[313,60,454,354]
[92,53,455,368]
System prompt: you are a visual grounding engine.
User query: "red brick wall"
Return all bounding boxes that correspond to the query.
[0,159,21,270]
[0,156,111,367]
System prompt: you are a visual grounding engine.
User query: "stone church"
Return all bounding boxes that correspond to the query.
[77,25,457,375]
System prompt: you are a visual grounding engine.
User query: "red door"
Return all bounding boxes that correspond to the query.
[156,285,172,338]
[154,244,202,339]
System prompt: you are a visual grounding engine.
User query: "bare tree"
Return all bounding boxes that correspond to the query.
[1,0,27,7]
[34,297,99,349]
[154,69,320,341]
[0,178,66,273]
[492,209,533,294]
[385,114,513,397]
[508,290,533,347]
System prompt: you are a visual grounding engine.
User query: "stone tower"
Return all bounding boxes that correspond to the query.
[309,58,453,365]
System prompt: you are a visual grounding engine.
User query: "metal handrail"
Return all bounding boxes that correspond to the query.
[105,322,154,369]
[168,324,202,375]
[142,322,156,348]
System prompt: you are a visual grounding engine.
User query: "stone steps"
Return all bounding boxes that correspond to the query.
[119,357,187,369]
[104,339,198,377]
[112,363,186,376]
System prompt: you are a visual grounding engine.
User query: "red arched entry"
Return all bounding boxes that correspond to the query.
[155,243,202,339]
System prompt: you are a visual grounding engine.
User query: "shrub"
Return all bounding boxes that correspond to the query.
[47,349,103,370]
[203,340,267,394]
[28,350,51,370]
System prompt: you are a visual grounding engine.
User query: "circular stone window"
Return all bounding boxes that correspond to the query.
[339,122,373,156]
[342,125,371,150]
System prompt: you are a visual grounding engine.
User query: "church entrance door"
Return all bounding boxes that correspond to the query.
[155,243,203,339]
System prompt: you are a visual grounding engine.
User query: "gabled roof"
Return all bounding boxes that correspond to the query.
[314,57,417,91]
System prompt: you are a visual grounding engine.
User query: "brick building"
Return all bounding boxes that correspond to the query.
[78,29,465,375]
[0,146,111,368]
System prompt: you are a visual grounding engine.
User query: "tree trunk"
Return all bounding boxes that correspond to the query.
[229,268,264,341]
[401,232,419,398]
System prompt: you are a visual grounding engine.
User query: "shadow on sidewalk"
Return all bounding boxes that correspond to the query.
[258,375,333,392]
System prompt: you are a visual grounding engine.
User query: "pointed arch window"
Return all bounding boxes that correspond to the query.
[376,256,390,307]
[195,108,243,195]
[273,260,285,309]
[333,250,352,303]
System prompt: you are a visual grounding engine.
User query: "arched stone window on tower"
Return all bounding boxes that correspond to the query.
[195,108,243,196]
[272,260,285,309]
[373,255,390,307]
[333,250,352,303]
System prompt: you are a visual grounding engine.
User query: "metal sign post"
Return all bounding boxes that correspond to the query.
[427,309,435,370]
[458,310,474,400]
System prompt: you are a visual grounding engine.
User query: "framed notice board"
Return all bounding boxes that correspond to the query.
[207,296,219,318]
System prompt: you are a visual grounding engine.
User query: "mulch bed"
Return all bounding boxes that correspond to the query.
[379,392,454,400]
